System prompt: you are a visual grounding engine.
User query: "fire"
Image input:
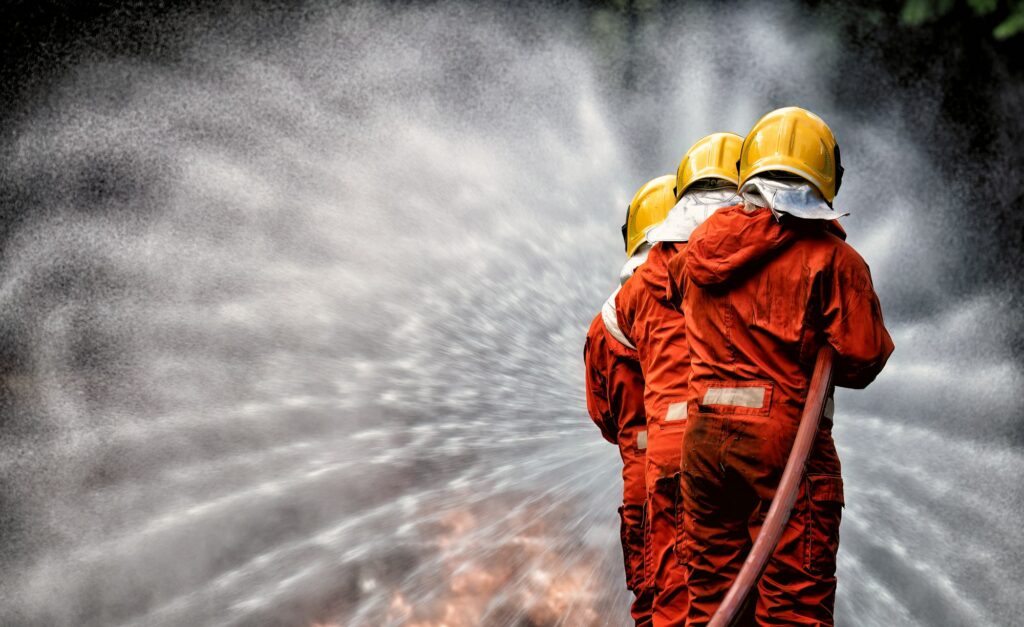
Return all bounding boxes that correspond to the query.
[313,495,611,626]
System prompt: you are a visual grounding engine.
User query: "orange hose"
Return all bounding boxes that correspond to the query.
[708,346,836,627]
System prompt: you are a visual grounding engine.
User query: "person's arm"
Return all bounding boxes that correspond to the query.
[821,246,895,388]
[584,321,619,443]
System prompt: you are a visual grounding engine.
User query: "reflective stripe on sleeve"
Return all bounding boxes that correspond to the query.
[601,288,636,350]
[636,431,648,450]
[665,402,688,421]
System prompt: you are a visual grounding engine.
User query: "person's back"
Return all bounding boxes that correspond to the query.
[617,241,690,486]
[683,205,892,419]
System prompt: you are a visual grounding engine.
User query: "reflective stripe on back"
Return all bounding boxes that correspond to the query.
[702,387,765,409]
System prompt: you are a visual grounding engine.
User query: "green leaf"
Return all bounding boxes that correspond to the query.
[966,0,998,16]
[994,7,1024,39]
[901,0,957,26]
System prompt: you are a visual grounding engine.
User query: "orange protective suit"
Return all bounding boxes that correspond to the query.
[584,313,653,624]
[672,205,894,626]
[615,243,690,626]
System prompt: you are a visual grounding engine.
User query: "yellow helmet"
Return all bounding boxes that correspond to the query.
[623,174,675,257]
[675,132,743,199]
[738,107,844,203]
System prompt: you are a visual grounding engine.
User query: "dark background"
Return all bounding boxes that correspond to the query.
[4,0,1023,286]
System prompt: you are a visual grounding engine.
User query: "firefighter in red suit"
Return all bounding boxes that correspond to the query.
[584,174,676,624]
[672,108,894,626]
[615,133,743,626]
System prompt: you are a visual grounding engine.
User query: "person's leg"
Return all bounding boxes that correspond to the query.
[681,417,754,626]
[752,427,844,626]
[621,426,653,624]
[648,473,687,625]
[621,502,654,624]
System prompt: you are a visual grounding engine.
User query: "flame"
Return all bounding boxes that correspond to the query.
[313,496,610,626]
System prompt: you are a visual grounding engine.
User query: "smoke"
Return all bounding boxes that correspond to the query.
[0,1,1021,626]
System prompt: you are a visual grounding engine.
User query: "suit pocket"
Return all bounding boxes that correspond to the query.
[804,473,844,576]
[620,504,646,591]
[672,473,689,566]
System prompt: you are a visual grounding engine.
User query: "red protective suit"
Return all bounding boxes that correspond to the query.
[615,243,690,626]
[584,313,653,624]
[672,205,894,626]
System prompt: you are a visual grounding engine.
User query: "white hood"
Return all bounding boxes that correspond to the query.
[645,187,741,243]
[618,243,650,285]
[740,176,849,221]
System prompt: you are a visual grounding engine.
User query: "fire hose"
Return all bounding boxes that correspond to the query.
[707,345,836,627]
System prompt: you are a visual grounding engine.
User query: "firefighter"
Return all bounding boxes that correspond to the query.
[583,175,673,624]
[673,107,894,625]
[615,133,742,626]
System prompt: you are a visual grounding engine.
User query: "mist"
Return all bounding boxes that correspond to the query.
[1,1,1021,625]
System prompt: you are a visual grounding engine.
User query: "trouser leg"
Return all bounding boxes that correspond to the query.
[648,474,687,626]
[621,503,654,623]
[682,417,754,627]
[752,428,844,626]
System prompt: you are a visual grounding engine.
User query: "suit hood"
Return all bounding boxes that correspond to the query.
[684,204,845,288]
[637,242,681,302]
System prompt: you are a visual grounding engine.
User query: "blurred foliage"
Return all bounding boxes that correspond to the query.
[902,0,1024,39]
[587,0,1023,41]
[584,0,1023,41]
